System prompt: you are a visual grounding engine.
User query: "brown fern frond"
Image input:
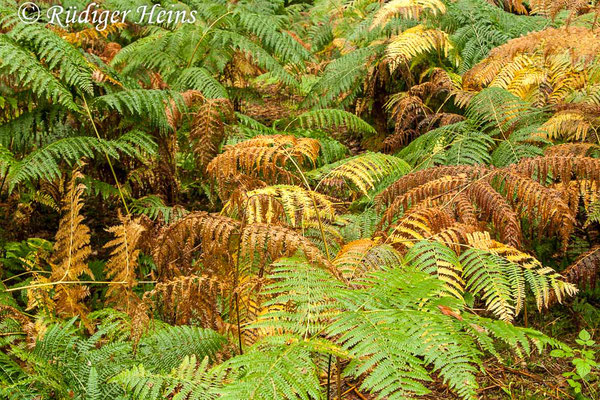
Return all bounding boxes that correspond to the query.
[511,156,600,186]
[191,98,234,172]
[52,24,127,47]
[49,169,93,321]
[207,135,320,200]
[104,214,146,313]
[380,175,470,227]
[142,274,227,330]
[239,223,331,275]
[152,212,241,279]
[166,90,204,129]
[561,246,600,289]
[375,164,483,208]
[545,143,600,157]
[467,180,523,248]
[495,170,576,249]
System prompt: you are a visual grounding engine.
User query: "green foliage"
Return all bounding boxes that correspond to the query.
[280,109,377,136]
[551,330,598,397]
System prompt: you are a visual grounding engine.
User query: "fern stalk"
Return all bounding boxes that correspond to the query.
[82,96,130,215]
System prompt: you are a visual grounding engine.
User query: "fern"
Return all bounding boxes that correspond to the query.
[280,109,377,136]
[0,36,77,110]
[113,355,224,400]
[308,152,411,198]
[95,90,185,132]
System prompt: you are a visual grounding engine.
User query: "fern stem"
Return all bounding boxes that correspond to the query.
[186,11,233,69]
[283,148,332,261]
[5,280,156,292]
[326,354,332,400]
[82,96,130,216]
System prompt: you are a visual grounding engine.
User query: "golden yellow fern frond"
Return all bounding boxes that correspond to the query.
[463,27,600,104]
[386,25,453,71]
[104,214,146,312]
[317,153,410,198]
[466,231,578,311]
[224,185,339,227]
[371,0,446,30]
[333,239,402,282]
[538,111,594,141]
[49,169,93,321]
[386,207,455,252]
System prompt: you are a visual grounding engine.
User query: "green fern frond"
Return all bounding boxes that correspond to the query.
[113,355,224,400]
[94,90,184,132]
[404,240,465,299]
[280,109,377,136]
[0,36,78,110]
[175,67,229,98]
